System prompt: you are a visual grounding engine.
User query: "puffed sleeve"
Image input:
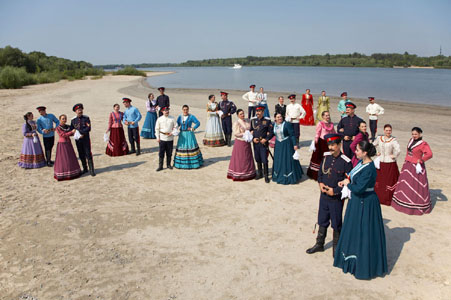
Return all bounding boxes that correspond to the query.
[107,113,113,131]
[421,142,433,162]
[392,138,401,158]
[348,166,375,195]
[233,121,243,138]
[315,122,322,143]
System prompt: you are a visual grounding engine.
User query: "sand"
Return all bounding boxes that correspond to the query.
[0,72,450,299]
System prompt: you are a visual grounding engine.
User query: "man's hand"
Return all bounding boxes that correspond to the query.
[260,138,267,144]
[253,138,259,143]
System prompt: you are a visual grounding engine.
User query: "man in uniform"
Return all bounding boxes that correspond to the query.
[285,94,306,146]
[306,133,352,257]
[36,106,59,166]
[219,91,237,147]
[122,97,142,155]
[156,87,170,117]
[70,103,95,176]
[337,102,363,159]
[251,105,274,183]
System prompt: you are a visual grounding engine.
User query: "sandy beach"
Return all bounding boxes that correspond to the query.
[1,72,450,299]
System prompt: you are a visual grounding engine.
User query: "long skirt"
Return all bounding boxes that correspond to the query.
[106,127,129,157]
[307,138,329,181]
[272,138,303,185]
[203,114,226,147]
[18,137,46,169]
[300,104,315,126]
[375,162,399,206]
[141,111,157,139]
[227,139,256,181]
[316,104,329,124]
[333,191,388,280]
[174,131,204,169]
[391,161,431,215]
[54,141,82,181]
[262,103,270,118]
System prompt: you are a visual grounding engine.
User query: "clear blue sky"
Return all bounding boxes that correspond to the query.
[1,0,450,65]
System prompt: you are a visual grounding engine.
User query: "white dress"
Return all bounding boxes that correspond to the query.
[203,102,225,147]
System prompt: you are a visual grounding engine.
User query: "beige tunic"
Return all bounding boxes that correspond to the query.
[373,136,401,163]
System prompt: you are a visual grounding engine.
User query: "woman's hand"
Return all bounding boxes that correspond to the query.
[294,145,298,150]
[338,179,350,187]
[32,132,37,137]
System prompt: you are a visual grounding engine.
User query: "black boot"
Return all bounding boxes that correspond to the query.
[81,159,88,174]
[332,230,340,258]
[129,142,136,154]
[167,156,173,170]
[88,159,96,176]
[45,150,53,167]
[255,163,263,180]
[263,163,270,183]
[306,226,327,254]
[156,158,163,171]
[227,134,232,147]
[136,142,141,156]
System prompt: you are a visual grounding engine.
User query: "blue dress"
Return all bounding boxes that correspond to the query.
[333,161,388,280]
[272,122,303,184]
[141,100,157,139]
[174,114,204,169]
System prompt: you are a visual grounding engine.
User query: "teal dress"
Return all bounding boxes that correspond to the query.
[174,114,204,169]
[272,122,303,185]
[333,161,388,280]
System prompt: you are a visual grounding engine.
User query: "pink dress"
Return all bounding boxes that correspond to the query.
[54,125,82,181]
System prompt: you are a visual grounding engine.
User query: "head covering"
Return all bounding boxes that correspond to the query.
[158,87,165,91]
[122,97,132,103]
[36,106,46,112]
[368,97,375,101]
[249,84,256,88]
[340,92,348,97]
[345,102,356,109]
[161,106,169,111]
[220,91,228,96]
[324,133,342,144]
[72,103,84,112]
[256,105,265,111]
[288,94,296,100]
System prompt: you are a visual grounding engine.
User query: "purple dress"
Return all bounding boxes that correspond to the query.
[18,121,46,169]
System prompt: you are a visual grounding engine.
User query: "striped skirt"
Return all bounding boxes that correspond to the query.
[174,131,203,169]
[391,161,431,215]
[227,139,256,181]
[306,138,329,181]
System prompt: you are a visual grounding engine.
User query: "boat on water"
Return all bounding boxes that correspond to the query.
[232,64,242,69]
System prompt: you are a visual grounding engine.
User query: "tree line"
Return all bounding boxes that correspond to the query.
[97,52,451,69]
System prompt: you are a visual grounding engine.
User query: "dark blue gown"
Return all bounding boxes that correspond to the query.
[272,122,303,185]
[333,161,388,280]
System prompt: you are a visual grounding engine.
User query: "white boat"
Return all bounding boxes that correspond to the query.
[232,64,242,69]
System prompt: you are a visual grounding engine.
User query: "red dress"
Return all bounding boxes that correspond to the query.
[300,94,315,126]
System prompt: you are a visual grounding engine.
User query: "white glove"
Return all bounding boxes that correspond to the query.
[415,162,423,174]
[373,156,381,169]
[74,130,82,140]
[33,136,38,144]
[309,140,316,152]
[103,133,109,142]
[243,130,253,143]
[171,128,180,136]
[292,151,300,160]
[341,185,351,200]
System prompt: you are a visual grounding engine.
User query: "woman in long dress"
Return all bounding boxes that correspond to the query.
[350,121,369,166]
[257,87,270,118]
[272,113,303,184]
[203,95,226,147]
[373,124,400,206]
[300,89,315,126]
[141,93,158,139]
[54,114,82,181]
[316,90,330,124]
[105,103,129,156]
[174,105,204,169]
[392,127,433,215]
[334,140,387,280]
[227,109,256,181]
[307,111,336,180]
[18,112,46,169]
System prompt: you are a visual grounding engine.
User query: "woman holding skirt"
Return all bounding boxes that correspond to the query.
[334,140,387,280]
[203,95,226,147]
[174,105,204,169]
[392,127,433,215]
[373,124,400,206]
[227,109,256,181]
[307,111,336,180]
[141,93,157,139]
[54,114,82,181]
[18,112,46,169]
[272,113,303,185]
[106,103,129,156]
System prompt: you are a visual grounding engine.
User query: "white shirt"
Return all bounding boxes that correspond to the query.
[257,93,267,105]
[155,115,176,141]
[366,103,384,120]
[286,103,306,123]
[242,91,258,107]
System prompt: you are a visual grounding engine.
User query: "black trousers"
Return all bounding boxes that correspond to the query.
[369,119,378,138]
[342,139,352,159]
[221,117,232,134]
[128,127,140,148]
[159,140,173,159]
[291,122,300,138]
[248,106,256,119]
[75,136,92,161]
[43,136,55,152]
[318,197,344,231]
[253,142,269,163]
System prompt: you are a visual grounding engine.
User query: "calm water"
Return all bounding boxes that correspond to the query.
[144,66,451,106]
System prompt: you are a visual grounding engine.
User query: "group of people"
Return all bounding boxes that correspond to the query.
[18,86,434,281]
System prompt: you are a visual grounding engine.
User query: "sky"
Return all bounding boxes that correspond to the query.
[1,0,450,65]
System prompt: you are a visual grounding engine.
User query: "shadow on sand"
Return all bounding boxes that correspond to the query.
[203,155,231,167]
[384,218,415,274]
[430,189,448,210]
[95,161,147,175]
